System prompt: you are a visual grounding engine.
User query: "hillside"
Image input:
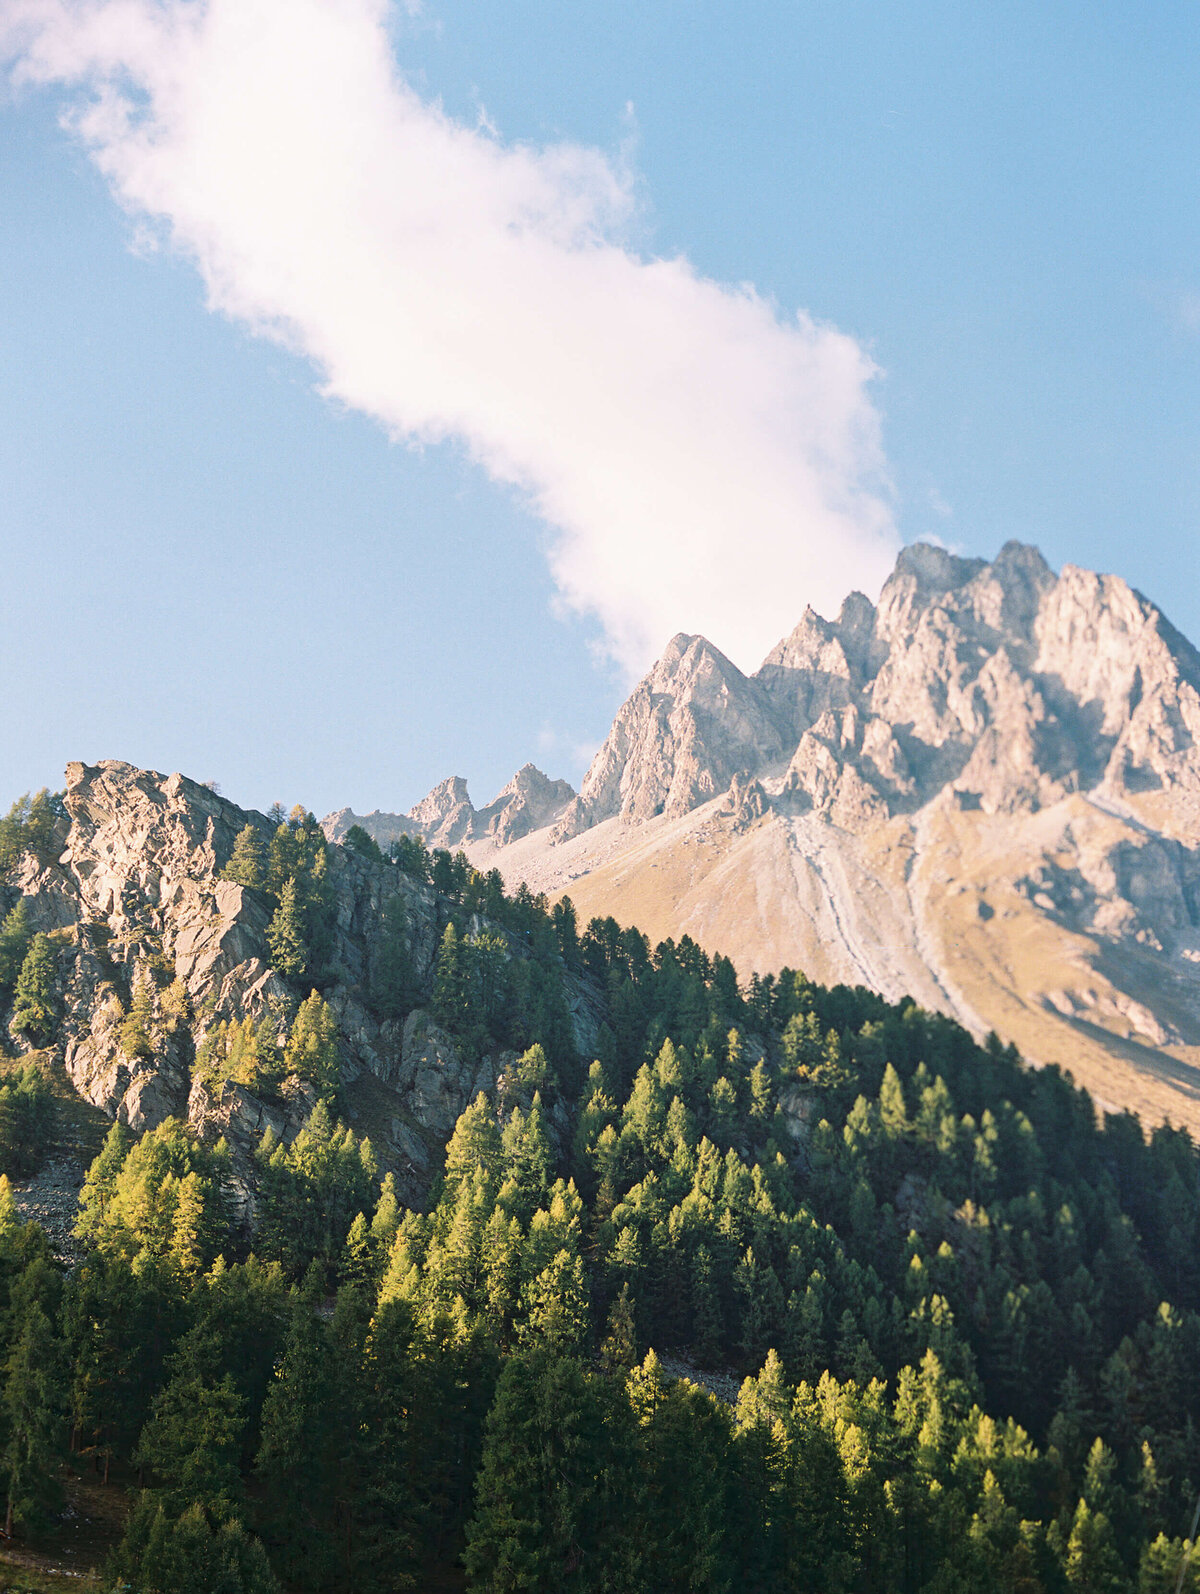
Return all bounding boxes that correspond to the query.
[3,773,1200,1590]
[327,542,1200,1132]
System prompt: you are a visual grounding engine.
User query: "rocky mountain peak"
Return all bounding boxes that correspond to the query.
[537,540,1200,844]
[407,776,475,849]
[473,764,576,846]
[551,632,785,840]
[322,764,576,854]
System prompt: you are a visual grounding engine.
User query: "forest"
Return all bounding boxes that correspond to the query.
[0,793,1199,1590]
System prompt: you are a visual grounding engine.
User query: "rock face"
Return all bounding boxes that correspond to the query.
[552,635,786,839]
[2,760,582,1211]
[408,542,1200,1133]
[540,540,1200,838]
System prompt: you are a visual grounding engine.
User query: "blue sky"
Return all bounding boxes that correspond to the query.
[2,0,1199,819]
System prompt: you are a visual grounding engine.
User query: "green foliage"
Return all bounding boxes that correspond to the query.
[282,991,340,1097]
[0,900,32,994]
[0,1064,54,1178]
[0,792,64,877]
[194,1016,280,1093]
[134,1323,247,1513]
[109,1498,280,1594]
[343,824,383,864]
[432,922,470,1032]
[254,1102,377,1281]
[0,1296,64,1537]
[6,836,1200,1589]
[369,895,417,1021]
[9,935,57,1046]
[266,878,308,980]
[119,975,156,1060]
[222,824,267,891]
[254,1302,341,1588]
[463,1348,638,1593]
[389,832,431,880]
[75,1118,228,1274]
[264,812,334,981]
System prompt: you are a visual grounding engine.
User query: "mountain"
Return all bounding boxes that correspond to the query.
[325,763,576,853]
[366,541,1200,1132]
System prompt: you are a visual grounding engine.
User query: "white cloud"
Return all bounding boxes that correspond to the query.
[3,0,900,675]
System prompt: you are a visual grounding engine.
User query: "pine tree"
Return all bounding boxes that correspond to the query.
[600,1282,638,1370]
[283,992,340,1098]
[223,824,267,891]
[340,1212,375,1290]
[255,1304,340,1589]
[74,1120,132,1245]
[879,1062,909,1137]
[518,1250,590,1354]
[119,974,155,1060]
[171,1171,207,1278]
[626,1354,737,1593]
[9,934,56,1046]
[110,1499,281,1594]
[463,1348,637,1593]
[690,1244,725,1367]
[370,1173,401,1261]
[343,824,383,864]
[1,1298,64,1537]
[267,878,308,979]
[371,896,416,1021]
[432,923,471,1032]
[135,1325,247,1513]
[747,1059,773,1126]
[1062,1496,1128,1593]
[0,899,31,993]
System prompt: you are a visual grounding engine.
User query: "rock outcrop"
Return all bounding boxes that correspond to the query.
[3,760,584,1211]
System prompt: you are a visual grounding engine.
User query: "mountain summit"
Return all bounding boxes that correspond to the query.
[341,542,1200,1130]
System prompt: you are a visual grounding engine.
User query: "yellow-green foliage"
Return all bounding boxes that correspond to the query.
[195,1017,279,1093]
[75,1119,228,1276]
[282,992,340,1097]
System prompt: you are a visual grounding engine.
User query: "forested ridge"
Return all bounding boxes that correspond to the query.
[0,793,1199,1589]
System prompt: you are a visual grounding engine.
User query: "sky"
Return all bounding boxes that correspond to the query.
[2,0,1199,819]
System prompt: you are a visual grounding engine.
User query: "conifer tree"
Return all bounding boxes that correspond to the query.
[463,1348,637,1593]
[600,1281,638,1371]
[255,1304,340,1589]
[343,824,383,863]
[1061,1496,1128,1593]
[340,1212,375,1291]
[135,1325,247,1514]
[0,899,31,993]
[1,1297,64,1537]
[370,896,416,1021]
[283,992,340,1098]
[171,1171,207,1279]
[444,1094,503,1204]
[119,974,155,1060]
[626,1353,737,1593]
[10,933,56,1045]
[432,923,471,1032]
[266,878,308,979]
[110,1499,281,1594]
[223,824,267,891]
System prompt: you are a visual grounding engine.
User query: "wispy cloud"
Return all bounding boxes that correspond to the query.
[3,0,900,674]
